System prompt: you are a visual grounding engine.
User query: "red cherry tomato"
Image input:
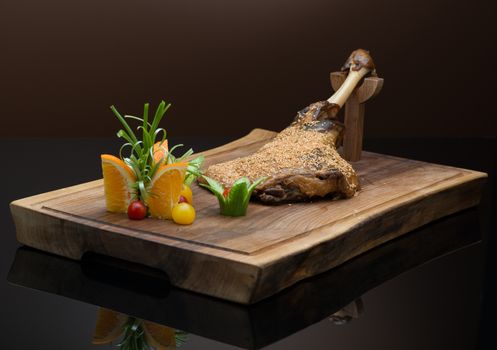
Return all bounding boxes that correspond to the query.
[223,187,231,198]
[127,200,147,220]
[178,195,188,203]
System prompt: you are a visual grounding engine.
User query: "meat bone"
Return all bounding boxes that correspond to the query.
[328,49,376,114]
[312,49,376,120]
[300,49,381,161]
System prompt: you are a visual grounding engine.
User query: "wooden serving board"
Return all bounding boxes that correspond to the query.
[10,129,487,304]
[8,210,480,349]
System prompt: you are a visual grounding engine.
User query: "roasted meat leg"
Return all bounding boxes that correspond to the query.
[203,49,375,204]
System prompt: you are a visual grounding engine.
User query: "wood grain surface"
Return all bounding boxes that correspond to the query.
[10,129,487,304]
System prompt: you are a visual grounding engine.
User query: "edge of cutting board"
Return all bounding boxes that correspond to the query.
[9,129,488,304]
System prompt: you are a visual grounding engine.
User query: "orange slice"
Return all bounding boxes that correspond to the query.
[92,307,129,344]
[147,162,187,220]
[143,321,176,349]
[101,154,136,213]
[153,140,169,165]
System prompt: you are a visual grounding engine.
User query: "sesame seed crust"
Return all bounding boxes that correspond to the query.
[202,101,359,203]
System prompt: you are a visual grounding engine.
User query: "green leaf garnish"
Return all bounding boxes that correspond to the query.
[111,100,207,202]
[165,144,204,185]
[111,101,171,200]
[200,176,267,216]
[184,155,205,186]
[115,317,188,350]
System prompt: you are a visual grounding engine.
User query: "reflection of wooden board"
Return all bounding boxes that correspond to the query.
[10,129,487,304]
[7,209,481,349]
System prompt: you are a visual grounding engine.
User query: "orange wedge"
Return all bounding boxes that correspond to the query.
[143,321,176,349]
[92,307,129,344]
[147,162,187,220]
[153,140,169,165]
[101,154,136,213]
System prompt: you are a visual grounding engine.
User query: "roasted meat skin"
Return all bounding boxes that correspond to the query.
[202,101,360,204]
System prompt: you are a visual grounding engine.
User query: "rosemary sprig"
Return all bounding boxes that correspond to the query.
[163,143,204,185]
[116,318,147,350]
[184,155,204,186]
[111,101,169,201]
[114,317,188,350]
[111,101,203,201]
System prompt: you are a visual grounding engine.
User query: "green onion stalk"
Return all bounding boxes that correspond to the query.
[110,101,204,201]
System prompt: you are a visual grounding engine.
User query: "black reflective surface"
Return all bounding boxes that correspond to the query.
[1,138,496,350]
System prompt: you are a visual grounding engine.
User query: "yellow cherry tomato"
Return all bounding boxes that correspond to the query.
[172,203,196,225]
[180,185,193,204]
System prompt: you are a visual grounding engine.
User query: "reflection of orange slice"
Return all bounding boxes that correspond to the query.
[92,308,129,344]
[147,163,187,220]
[143,321,176,349]
[153,140,169,165]
[101,154,136,213]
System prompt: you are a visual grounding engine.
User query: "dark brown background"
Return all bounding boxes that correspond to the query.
[1,0,496,139]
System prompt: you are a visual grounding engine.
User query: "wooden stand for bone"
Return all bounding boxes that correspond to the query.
[331,72,384,162]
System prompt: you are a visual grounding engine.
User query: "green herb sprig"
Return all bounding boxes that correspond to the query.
[166,145,205,185]
[184,155,204,186]
[200,176,266,216]
[111,101,169,201]
[116,318,146,350]
[111,101,203,200]
[115,317,188,350]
